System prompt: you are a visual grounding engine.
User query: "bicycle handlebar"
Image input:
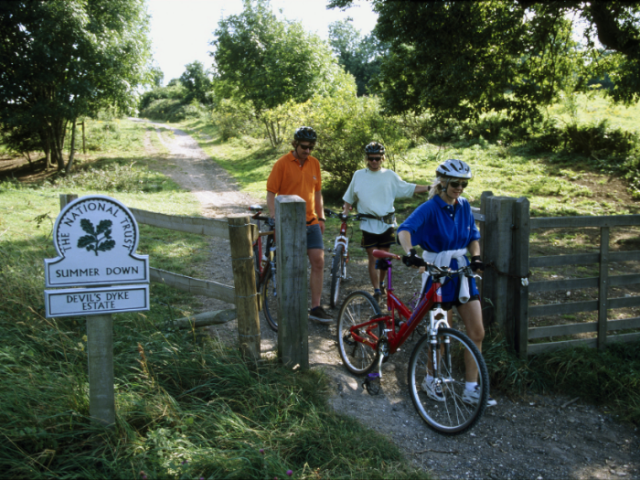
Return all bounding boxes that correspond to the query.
[371,249,484,279]
[324,208,371,222]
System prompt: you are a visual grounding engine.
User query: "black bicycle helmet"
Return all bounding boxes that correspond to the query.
[364,142,385,155]
[436,159,472,179]
[294,126,317,142]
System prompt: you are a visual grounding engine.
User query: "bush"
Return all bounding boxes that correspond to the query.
[140,98,205,123]
[139,84,187,111]
[210,98,261,141]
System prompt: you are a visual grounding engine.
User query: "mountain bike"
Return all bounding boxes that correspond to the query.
[336,249,490,435]
[249,205,278,331]
[324,208,369,309]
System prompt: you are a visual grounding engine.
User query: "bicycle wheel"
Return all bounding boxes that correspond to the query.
[329,244,345,309]
[337,291,383,375]
[408,327,489,435]
[262,265,278,332]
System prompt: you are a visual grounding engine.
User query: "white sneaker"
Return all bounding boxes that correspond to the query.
[422,378,445,402]
[462,385,497,407]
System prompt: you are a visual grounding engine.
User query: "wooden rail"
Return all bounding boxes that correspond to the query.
[481,191,640,358]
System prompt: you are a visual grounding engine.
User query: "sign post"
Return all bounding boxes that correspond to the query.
[45,195,150,425]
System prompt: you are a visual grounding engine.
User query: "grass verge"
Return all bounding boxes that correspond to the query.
[483,332,640,425]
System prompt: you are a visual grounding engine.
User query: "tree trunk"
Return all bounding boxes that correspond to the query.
[65,117,77,175]
[39,130,51,169]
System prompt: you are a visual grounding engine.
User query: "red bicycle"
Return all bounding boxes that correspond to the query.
[336,250,490,434]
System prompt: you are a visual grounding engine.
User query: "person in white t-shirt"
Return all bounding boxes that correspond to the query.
[342,142,430,301]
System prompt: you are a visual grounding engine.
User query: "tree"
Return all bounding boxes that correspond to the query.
[0,0,151,172]
[180,61,213,105]
[329,1,640,124]
[211,0,348,146]
[328,19,384,96]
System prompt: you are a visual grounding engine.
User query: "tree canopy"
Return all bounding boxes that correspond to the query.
[328,19,384,96]
[211,0,351,144]
[180,61,213,105]
[0,0,151,171]
[329,0,640,124]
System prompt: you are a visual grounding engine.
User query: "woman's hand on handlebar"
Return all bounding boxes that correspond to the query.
[402,248,426,272]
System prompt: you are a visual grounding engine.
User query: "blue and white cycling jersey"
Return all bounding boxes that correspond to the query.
[397,195,480,303]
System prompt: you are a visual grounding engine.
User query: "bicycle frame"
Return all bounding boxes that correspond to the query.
[349,251,452,356]
[332,218,349,268]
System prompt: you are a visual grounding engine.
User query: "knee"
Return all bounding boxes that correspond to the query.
[466,323,485,343]
[310,254,324,271]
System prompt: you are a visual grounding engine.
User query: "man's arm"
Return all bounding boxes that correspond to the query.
[267,191,276,220]
[342,202,353,216]
[315,190,325,234]
[414,185,430,194]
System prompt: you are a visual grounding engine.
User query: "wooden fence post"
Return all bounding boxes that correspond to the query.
[479,191,494,314]
[275,195,308,370]
[87,314,115,425]
[513,197,530,358]
[228,216,261,362]
[60,193,115,425]
[60,193,78,210]
[598,226,610,350]
[483,196,516,335]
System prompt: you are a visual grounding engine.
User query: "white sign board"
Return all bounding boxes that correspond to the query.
[45,195,149,288]
[45,285,150,318]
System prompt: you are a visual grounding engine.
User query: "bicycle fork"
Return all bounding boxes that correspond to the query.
[427,308,451,389]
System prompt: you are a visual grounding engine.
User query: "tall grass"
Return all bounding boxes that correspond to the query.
[483,332,640,424]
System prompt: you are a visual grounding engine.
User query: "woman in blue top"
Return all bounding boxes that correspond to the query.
[397,159,496,407]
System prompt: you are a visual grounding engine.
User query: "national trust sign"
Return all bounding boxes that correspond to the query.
[44,195,150,318]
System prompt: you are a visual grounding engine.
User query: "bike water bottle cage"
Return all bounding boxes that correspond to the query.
[375,258,390,271]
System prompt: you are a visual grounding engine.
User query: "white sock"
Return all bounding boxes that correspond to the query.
[465,381,478,392]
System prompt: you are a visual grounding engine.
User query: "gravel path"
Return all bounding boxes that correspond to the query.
[140,120,640,480]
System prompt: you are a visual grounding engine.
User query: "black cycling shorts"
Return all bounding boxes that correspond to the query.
[361,228,395,249]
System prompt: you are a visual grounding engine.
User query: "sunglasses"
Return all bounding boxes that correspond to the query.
[298,144,314,151]
[367,157,383,162]
[449,180,469,189]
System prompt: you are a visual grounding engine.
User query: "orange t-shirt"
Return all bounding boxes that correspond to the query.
[266,152,322,225]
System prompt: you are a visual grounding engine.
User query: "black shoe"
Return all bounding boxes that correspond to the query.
[309,306,333,324]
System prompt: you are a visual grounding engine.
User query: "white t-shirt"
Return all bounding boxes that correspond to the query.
[342,168,416,234]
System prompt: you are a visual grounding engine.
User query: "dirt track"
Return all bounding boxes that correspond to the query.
[140,119,640,480]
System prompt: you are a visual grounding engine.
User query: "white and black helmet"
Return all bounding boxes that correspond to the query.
[436,159,472,179]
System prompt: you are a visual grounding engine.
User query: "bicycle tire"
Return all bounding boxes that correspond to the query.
[330,244,345,309]
[407,327,489,435]
[262,265,278,332]
[337,291,383,375]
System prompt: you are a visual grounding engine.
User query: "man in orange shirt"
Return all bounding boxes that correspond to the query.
[266,126,332,323]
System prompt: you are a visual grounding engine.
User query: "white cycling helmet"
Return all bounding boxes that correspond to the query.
[436,159,472,179]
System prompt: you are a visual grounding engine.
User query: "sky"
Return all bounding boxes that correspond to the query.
[146,0,378,86]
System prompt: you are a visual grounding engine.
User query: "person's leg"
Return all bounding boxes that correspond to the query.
[456,299,484,382]
[365,247,379,291]
[308,248,324,308]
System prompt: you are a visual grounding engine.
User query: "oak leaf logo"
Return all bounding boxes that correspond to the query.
[77,219,116,256]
